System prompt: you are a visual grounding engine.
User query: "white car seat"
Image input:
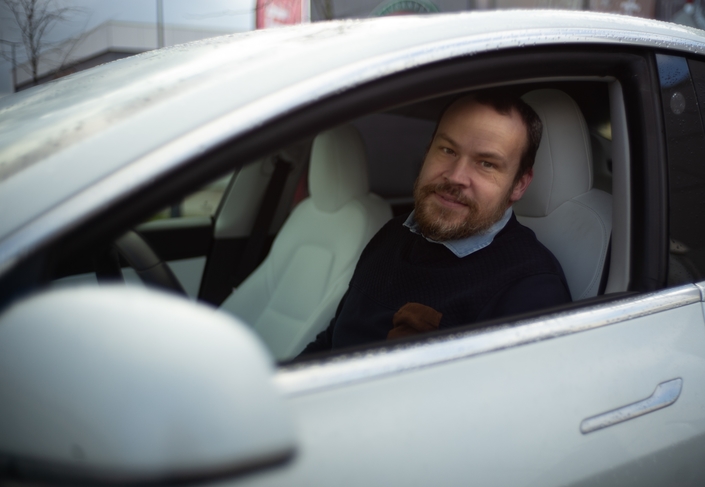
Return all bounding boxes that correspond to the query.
[221,124,392,360]
[515,89,612,300]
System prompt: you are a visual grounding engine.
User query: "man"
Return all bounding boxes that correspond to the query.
[301,90,571,354]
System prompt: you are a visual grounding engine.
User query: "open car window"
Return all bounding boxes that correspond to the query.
[48,73,625,364]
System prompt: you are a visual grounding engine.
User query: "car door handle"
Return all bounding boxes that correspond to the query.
[580,378,683,434]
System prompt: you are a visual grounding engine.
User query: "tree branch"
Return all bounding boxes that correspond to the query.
[1,0,86,85]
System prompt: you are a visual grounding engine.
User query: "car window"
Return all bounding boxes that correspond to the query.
[73,79,618,363]
[149,173,233,221]
[44,56,629,364]
[50,174,235,296]
[261,80,616,361]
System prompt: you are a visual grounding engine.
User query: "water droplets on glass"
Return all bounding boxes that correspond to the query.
[671,91,686,115]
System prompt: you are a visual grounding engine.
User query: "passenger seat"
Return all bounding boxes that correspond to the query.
[221,125,392,360]
[515,89,612,300]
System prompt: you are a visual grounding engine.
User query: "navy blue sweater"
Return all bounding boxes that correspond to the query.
[302,213,571,354]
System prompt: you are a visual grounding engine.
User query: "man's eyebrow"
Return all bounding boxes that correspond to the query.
[475,151,506,162]
[435,133,458,146]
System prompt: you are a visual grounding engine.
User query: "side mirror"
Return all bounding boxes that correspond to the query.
[0,286,295,484]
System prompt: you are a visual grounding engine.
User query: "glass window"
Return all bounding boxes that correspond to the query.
[149,173,233,221]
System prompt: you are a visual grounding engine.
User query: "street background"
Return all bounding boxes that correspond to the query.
[0,0,695,97]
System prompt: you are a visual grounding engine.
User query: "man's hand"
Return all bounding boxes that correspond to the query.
[387,302,442,340]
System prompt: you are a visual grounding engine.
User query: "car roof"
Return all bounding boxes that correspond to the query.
[0,9,704,274]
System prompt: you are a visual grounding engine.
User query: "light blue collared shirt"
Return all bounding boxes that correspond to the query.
[403,207,513,258]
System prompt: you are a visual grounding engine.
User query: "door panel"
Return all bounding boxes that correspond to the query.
[237,302,705,486]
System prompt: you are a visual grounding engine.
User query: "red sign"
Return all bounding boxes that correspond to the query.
[256,0,308,29]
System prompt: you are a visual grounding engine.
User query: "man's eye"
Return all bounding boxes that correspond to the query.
[441,147,455,155]
[480,161,495,169]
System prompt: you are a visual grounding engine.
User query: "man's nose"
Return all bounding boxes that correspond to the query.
[443,158,473,186]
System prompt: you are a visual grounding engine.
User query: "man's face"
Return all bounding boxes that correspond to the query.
[414,99,533,241]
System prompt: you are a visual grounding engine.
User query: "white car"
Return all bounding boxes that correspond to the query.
[2,9,705,486]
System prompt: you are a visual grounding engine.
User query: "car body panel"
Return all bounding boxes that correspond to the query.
[244,296,705,486]
[276,286,698,395]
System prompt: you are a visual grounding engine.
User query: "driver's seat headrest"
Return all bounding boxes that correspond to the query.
[514,89,593,217]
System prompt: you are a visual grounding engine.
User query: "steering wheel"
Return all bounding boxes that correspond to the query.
[112,230,187,296]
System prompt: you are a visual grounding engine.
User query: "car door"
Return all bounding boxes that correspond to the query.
[260,289,705,487]
[224,50,705,486]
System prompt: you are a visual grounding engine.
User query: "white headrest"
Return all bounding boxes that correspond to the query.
[309,124,370,213]
[514,89,593,217]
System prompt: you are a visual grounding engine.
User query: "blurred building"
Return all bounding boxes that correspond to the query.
[670,0,705,29]
[7,0,693,92]
[312,0,686,20]
[13,21,236,91]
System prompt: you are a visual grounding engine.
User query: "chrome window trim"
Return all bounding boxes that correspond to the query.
[275,285,701,397]
[695,282,705,301]
[3,26,705,276]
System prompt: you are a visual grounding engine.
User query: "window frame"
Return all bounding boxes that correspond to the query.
[2,46,668,331]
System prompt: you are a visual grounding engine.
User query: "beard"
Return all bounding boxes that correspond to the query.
[413,179,511,241]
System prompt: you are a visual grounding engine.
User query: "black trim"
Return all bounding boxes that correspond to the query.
[627,52,669,292]
[664,56,705,282]
[598,236,612,295]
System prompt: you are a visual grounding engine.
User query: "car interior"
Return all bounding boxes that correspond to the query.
[49,75,627,363]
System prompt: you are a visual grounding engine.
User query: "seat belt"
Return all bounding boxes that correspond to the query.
[231,156,292,288]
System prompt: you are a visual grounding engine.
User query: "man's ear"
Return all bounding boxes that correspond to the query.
[509,168,533,204]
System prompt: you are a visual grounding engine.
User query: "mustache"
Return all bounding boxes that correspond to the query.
[415,181,476,208]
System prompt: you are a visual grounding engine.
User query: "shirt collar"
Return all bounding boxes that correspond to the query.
[403,207,513,258]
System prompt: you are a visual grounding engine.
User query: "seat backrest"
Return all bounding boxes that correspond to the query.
[515,89,612,300]
[221,124,392,360]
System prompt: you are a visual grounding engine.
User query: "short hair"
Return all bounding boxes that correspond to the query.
[432,90,543,182]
